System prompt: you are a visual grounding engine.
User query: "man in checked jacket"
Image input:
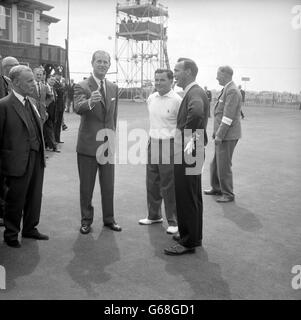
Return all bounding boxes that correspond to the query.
[204,66,242,203]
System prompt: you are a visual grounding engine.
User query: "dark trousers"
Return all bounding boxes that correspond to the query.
[3,150,44,241]
[146,138,177,226]
[44,118,57,149]
[210,139,238,198]
[174,160,203,248]
[77,153,115,226]
[0,174,5,219]
[54,108,64,142]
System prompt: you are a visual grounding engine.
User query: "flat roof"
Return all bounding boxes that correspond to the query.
[117,3,168,18]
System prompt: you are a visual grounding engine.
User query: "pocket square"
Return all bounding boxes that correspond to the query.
[111,98,116,101]
[219,99,223,103]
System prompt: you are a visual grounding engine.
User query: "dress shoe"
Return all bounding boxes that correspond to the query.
[172,234,202,247]
[139,218,163,225]
[80,225,91,234]
[22,231,49,240]
[216,195,234,203]
[52,148,61,153]
[4,239,21,248]
[166,226,178,234]
[204,189,222,195]
[164,244,195,255]
[57,141,64,143]
[104,223,122,232]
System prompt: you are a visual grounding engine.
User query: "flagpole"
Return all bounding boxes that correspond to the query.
[65,0,70,85]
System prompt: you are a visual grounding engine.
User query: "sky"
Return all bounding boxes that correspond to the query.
[42,0,301,93]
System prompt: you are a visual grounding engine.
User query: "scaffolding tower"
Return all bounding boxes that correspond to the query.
[115,0,169,100]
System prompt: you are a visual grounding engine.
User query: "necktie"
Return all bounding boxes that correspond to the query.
[24,97,31,111]
[100,79,106,105]
[37,82,41,97]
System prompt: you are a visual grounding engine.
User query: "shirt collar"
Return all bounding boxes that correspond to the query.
[223,80,233,90]
[92,73,106,87]
[155,89,174,97]
[13,89,26,105]
[183,81,198,97]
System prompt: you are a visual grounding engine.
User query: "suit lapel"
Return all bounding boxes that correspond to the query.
[11,93,30,131]
[104,79,112,110]
[88,76,107,110]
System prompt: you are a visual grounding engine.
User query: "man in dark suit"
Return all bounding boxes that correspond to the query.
[0,56,19,227]
[0,65,49,248]
[44,75,59,152]
[164,58,209,255]
[53,72,65,144]
[238,85,245,119]
[204,66,242,202]
[74,50,121,234]
[204,86,212,117]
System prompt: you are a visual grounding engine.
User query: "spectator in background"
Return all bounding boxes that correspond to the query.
[0,56,19,227]
[30,67,52,124]
[53,72,65,143]
[44,75,60,153]
[66,79,75,113]
[238,85,245,119]
[204,86,212,117]
[205,66,242,203]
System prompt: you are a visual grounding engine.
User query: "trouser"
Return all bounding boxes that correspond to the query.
[0,174,6,219]
[3,150,44,241]
[146,138,177,226]
[174,160,203,248]
[210,139,238,198]
[77,153,115,226]
[54,108,64,142]
[44,117,57,149]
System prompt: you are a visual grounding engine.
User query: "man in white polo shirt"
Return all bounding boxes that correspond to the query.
[139,69,182,234]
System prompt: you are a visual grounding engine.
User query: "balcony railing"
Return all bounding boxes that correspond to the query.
[0,40,66,67]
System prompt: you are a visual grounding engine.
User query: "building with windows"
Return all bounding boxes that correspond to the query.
[0,0,65,75]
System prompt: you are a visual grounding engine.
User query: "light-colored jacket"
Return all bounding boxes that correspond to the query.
[213,81,242,140]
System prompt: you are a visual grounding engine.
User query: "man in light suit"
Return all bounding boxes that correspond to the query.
[0,65,49,248]
[74,50,121,234]
[30,67,52,124]
[204,66,242,202]
[0,56,19,227]
[164,58,209,255]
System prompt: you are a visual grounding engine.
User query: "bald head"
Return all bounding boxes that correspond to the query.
[2,56,19,76]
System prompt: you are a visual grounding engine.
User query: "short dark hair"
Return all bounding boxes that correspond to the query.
[177,57,198,79]
[91,50,111,64]
[155,69,173,80]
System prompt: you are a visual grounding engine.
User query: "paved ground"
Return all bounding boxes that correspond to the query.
[0,102,300,300]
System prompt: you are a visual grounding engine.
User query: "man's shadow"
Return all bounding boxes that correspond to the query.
[147,226,231,300]
[219,202,262,232]
[66,229,120,298]
[0,240,40,292]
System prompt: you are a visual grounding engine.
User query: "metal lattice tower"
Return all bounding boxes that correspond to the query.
[115,0,169,100]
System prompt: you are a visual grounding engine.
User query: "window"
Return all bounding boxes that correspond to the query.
[0,5,12,41]
[18,9,34,44]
